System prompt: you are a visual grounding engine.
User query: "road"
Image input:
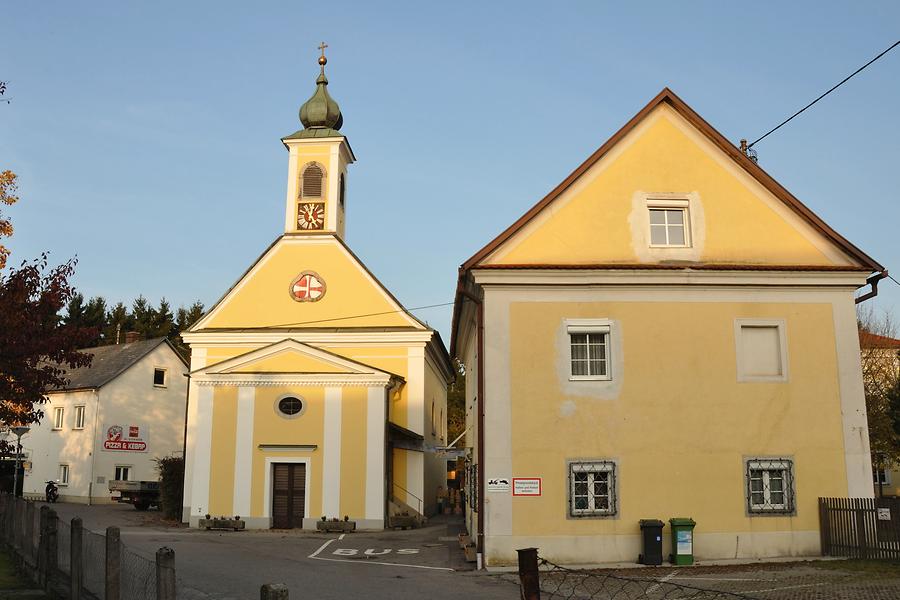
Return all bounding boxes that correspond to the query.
[42,502,517,600]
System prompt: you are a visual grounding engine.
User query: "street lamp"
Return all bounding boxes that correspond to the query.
[11,426,29,498]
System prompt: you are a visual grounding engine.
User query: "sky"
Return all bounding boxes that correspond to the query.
[2,1,899,342]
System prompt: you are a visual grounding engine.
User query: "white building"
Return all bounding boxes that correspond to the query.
[17,338,188,504]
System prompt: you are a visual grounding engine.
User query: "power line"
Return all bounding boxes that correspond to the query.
[888,274,900,288]
[748,39,900,149]
[261,301,455,329]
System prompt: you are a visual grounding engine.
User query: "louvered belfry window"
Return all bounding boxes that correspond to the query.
[301,163,324,198]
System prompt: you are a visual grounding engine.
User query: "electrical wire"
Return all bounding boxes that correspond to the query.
[749,39,900,149]
[260,300,455,329]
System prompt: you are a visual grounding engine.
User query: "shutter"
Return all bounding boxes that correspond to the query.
[302,164,324,198]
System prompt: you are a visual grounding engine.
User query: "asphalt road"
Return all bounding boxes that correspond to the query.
[40,502,517,600]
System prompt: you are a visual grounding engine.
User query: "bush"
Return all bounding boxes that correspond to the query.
[155,454,184,520]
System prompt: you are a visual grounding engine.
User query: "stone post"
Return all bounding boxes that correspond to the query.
[155,547,176,600]
[517,547,541,600]
[70,517,83,600]
[260,583,290,600]
[105,526,121,600]
[45,509,58,593]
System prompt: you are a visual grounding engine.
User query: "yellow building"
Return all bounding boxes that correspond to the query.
[451,88,887,566]
[182,51,453,529]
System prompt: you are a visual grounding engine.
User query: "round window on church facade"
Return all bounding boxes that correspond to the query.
[275,396,306,419]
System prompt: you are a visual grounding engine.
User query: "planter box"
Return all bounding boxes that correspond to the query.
[199,518,245,531]
[389,515,417,530]
[463,544,477,563]
[317,520,356,533]
[458,534,471,548]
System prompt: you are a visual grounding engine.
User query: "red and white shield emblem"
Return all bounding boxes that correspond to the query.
[290,271,326,302]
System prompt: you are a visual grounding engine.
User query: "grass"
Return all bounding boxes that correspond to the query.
[812,558,900,575]
[0,551,28,590]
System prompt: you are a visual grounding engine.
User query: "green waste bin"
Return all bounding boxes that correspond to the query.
[669,518,696,565]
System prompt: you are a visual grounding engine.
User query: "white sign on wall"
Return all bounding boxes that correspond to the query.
[487,478,511,492]
[878,507,891,521]
[102,424,148,452]
[513,478,542,496]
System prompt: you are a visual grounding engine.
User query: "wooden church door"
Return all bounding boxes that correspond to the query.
[272,463,306,528]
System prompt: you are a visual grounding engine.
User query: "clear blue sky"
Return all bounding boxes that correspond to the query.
[3,1,898,341]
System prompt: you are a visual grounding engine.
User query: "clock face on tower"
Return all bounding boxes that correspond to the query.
[298,202,325,230]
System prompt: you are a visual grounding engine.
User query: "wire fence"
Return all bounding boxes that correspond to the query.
[83,528,107,598]
[56,516,71,575]
[535,557,755,600]
[122,544,158,600]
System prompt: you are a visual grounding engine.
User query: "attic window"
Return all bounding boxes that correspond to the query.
[153,368,167,387]
[301,163,324,198]
[276,395,306,419]
[647,198,691,247]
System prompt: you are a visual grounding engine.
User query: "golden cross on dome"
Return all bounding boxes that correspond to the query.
[317,41,328,72]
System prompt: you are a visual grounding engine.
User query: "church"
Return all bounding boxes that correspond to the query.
[181,48,453,529]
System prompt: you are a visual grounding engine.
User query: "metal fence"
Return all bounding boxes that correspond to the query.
[517,549,754,600]
[820,496,900,559]
[0,493,176,599]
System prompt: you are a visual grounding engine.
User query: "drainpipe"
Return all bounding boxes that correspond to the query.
[457,276,485,569]
[855,270,888,304]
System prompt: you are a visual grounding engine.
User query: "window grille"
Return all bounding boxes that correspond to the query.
[570,332,609,378]
[746,458,794,514]
[301,163,324,198]
[569,461,617,517]
[649,207,688,246]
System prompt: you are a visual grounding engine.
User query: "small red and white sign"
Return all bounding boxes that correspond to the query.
[513,478,542,496]
[103,425,148,452]
[290,271,326,302]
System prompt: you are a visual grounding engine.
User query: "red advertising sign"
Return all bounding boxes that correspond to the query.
[102,425,148,452]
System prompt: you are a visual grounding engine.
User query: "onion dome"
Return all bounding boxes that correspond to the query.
[289,44,344,139]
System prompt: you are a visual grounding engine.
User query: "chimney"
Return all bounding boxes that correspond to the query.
[124,331,141,344]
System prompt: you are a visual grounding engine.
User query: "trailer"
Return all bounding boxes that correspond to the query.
[108,480,160,510]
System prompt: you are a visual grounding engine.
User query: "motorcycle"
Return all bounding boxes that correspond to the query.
[45,480,59,503]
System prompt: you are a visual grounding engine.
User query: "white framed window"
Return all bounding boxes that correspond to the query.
[153,368,167,387]
[746,458,794,514]
[58,464,70,486]
[648,199,690,247]
[735,319,789,382]
[114,466,131,481]
[73,405,86,429]
[567,319,611,380]
[874,468,892,486]
[52,407,65,430]
[569,461,617,517]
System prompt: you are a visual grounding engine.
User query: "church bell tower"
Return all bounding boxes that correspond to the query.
[282,43,356,239]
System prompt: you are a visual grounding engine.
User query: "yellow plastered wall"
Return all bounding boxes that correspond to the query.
[227,351,352,374]
[340,387,369,518]
[508,300,847,536]
[325,346,412,429]
[250,386,326,518]
[490,107,843,267]
[199,237,419,330]
[208,387,237,516]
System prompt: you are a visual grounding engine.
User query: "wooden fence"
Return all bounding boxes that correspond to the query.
[819,497,900,559]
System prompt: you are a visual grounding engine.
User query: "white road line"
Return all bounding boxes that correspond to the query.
[670,576,777,582]
[338,533,345,540]
[306,536,454,572]
[309,538,336,558]
[743,583,825,593]
[646,571,677,594]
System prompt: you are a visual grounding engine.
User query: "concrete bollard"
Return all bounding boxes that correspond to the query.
[260,583,289,599]
[156,547,176,600]
[105,526,121,600]
[71,517,83,600]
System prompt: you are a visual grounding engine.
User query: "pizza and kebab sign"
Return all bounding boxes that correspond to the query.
[102,425,148,452]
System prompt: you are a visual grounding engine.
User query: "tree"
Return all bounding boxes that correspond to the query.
[0,170,18,269]
[447,359,467,445]
[858,305,900,482]
[0,255,96,426]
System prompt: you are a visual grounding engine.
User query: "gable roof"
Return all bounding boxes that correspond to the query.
[189,233,428,332]
[48,338,185,393]
[460,88,884,273]
[859,331,900,350]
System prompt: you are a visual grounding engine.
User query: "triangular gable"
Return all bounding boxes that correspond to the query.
[461,88,883,272]
[190,234,426,332]
[195,339,397,377]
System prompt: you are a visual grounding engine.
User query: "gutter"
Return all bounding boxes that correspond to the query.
[856,270,888,304]
[456,273,486,569]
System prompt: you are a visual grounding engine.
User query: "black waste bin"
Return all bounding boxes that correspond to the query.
[638,519,665,566]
